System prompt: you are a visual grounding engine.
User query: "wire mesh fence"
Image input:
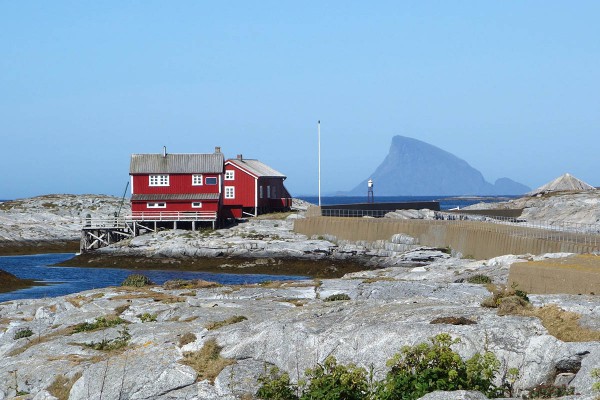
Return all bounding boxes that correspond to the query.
[319,208,600,247]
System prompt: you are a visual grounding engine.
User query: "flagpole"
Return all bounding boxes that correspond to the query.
[318,120,321,207]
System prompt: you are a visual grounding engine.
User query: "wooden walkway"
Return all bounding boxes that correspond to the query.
[80,211,218,253]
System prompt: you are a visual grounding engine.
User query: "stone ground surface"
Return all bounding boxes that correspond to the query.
[1,194,600,399]
[464,191,600,226]
[1,248,600,399]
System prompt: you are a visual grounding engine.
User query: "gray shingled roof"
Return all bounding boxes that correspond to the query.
[131,193,220,201]
[227,159,286,178]
[130,153,224,174]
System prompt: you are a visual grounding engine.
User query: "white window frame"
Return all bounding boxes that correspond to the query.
[147,202,166,209]
[191,202,202,208]
[225,170,235,180]
[259,185,263,199]
[225,186,235,199]
[149,175,169,187]
[205,176,218,185]
[267,186,271,198]
[192,174,203,186]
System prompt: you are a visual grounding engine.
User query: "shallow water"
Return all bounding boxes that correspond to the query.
[0,253,307,303]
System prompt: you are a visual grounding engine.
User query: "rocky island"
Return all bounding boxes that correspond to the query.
[1,192,600,399]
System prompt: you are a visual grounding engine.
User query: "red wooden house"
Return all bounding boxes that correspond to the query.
[129,147,224,227]
[222,155,292,218]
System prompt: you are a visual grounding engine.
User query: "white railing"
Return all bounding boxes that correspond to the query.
[82,211,218,228]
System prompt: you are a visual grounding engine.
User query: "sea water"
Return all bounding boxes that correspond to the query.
[0,253,307,303]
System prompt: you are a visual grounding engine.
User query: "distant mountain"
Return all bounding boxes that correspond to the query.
[347,136,530,196]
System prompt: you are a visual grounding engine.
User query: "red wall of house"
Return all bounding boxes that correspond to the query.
[131,200,220,213]
[132,173,221,195]
[223,164,256,208]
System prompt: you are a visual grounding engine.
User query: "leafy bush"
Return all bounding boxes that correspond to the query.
[13,328,33,340]
[256,333,505,400]
[301,356,370,400]
[138,313,157,323]
[524,383,574,398]
[324,293,351,302]
[467,274,492,284]
[73,316,124,333]
[256,367,298,400]
[481,285,530,310]
[379,333,501,399]
[121,274,153,287]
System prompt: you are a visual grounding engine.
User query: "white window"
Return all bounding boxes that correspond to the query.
[259,186,263,199]
[225,186,235,199]
[191,202,202,208]
[149,175,169,186]
[267,186,271,198]
[225,170,235,180]
[147,202,166,209]
[205,177,218,185]
[192,174,203,186]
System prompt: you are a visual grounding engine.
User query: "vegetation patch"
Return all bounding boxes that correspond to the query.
[82,326,131,351]
[163,279,221,290]
[430,316,477,325]
[361,277,396,284]
[121,274,153,287]
[179,332,197,347]
[205,315,247,331]
[13,328,33,340]
[47,372,82,400]
[137,313,157,323]
[181,338,235,383]
[523,383,574,399]
[73,316,125,333]
[256,333,506,400]
[324,293,351,302]
[467,274,492,284]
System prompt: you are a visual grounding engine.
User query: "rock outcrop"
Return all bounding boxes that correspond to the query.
[1,250,599,399]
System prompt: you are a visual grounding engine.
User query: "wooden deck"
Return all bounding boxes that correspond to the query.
[80,211,218,252]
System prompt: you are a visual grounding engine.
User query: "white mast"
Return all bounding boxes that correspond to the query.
[318,120,321,206]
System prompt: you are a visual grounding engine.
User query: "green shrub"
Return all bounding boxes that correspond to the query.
[379,333,501,399]
[13,328,33,340]
[256,367,298,400]
[121,274,153,287]
[138,313,157,323]
[73,316,124,333]
[467,274,492,284]
[301,356,369,400]
[524,383,574,398]
[324,293,351,302]
[84,326,131,351]
[592,368,600,393]
[256,333,505,400]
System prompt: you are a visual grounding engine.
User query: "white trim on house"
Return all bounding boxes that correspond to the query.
[192,174,203,186]
[204,176,218,185]
[147,202,166,208]
[149,175,169,187]
[225,186,235,199]
[225,170,235,180]
[191,202,203,208]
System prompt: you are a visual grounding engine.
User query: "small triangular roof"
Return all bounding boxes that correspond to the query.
[527,173,595,196]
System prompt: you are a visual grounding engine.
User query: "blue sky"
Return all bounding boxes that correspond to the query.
[1,1,599,198]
